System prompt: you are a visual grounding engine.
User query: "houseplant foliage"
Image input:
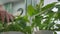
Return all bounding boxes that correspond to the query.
[0,0,60,34]
[27,0,60,34]
[58,0,60,1]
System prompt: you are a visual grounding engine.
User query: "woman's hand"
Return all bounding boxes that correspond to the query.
[0,10,14,24]
[0,5,14,24]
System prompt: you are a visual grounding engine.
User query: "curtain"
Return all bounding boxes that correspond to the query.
[32,0,37,7]
[4,3,13,14]
[26,0,36,6]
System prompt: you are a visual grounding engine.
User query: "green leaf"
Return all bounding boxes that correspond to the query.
[5,23,22,31]
[39,24,47,30]
[24,26,32,34]
[39,0,44,10]
[56,24,60,28]
[47,23,55,30]
[34,2,57,16]
[58,0,60,1]
[54,28,60,31]
[27,5,41,16]
[40,0,44,6]
[42,2,57,11]
[54,31,57,34]
[32,15,43,26]
[27,5,35,16]
[0,23,3,31]
[55,5,60,20]
[58,12,60,19]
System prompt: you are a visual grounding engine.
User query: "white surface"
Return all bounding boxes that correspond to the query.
[44,0,58,6]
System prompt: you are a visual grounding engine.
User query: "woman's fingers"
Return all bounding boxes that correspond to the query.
[0,11,5,23]
[5,12,10,23]
[8,14,14,22]
[0,11,14,23]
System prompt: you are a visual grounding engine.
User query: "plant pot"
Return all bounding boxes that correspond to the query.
[1,31,24,34]
[35,30,53,34]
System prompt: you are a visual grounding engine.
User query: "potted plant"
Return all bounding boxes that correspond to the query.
[26,0,60,34]
[0,0,60,34]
